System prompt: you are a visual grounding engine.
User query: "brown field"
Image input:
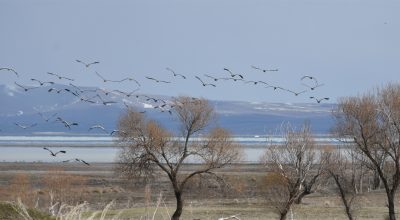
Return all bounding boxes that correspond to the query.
[0,162,397,219]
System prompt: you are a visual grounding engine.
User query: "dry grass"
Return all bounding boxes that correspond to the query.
[0,162,397,220]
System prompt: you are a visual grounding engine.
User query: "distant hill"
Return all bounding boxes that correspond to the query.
[0,84,335,135]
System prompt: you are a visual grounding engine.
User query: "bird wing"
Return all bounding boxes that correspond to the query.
[61,76,74,81]
[95,72,107,81]
[43,147,54,154]
[1,67,19,77]
[195,76,204,84]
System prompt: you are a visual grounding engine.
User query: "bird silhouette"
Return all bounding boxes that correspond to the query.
[14,122,37,129]
[204,74,220,81]
[310,96,330,103]
[78,95,97,104]
[110,129,127,136]
[265,85,285,91]
[63,88,80,97]
[166,67,186,79]
[195,76,216,87]
[145,76,171,83]
[30,78,55,86]
[301,75,324,90]
[77,158,90,166]
[48,88,67,94]
[0,67,19,77]
[93,94,118,105]
[47,72,74,81]
[285,89,308,96]
[301,75,317,81]
[144,95,165,103]
[56,117,79,130]
[76,59,99,68]
[251,65,279,72]
[219,77,244,82]
[43,147,66,156]
[302,82,324,91]
[14,82,39,92]
[113,88,140,97]
[88,124,108,133]
[68,83,99,95]
[95,72,139,84]
[223,68,244,79]
[244,80,269,85]
[63,158,90,166]
[37,111,58,122]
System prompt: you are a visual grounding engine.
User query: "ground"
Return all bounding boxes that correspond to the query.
[0,162,396,219]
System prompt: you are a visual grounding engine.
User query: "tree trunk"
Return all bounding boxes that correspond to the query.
[171,190,183,220]
[332,174,353,220]
[279,209,288,220]
[294,189,309,204]
[387,193,396,220]
[373,172,381,190]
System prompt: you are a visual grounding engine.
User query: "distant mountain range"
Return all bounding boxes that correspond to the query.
[0,84,335,135]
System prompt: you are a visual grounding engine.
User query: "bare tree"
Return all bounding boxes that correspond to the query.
[115,96,242,220]
[262,122,323,220]
[325,149,358,220]
[333,83,400,220]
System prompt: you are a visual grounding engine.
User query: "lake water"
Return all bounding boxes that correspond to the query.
[0,135,339,163]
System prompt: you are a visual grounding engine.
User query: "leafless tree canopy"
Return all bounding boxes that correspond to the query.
[115,96,242,220]
[333,83,400,220]
[262,122,325,220]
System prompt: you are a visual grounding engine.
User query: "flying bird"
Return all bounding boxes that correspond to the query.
[95,72,138,83]
[14,122,37,129]
[310,96,330,103]
[145,76,171,84]
[63,158,90,166]
[302,82,324,91]
[223,68,244,79]
[144,95,166,103]
[301,75,324,90]
[219,77,244,82]
[48,87,67,94]
[113,88,140,97]
[37,112,58,122]
[31,78,55,86]
[0,67,19,77]
[166,67,186,79]
[265,85,286,91]
[43,147,66,157]
[244,80,269,85]
[68,83,98,95]
[56,117,79,130]
[195,76,216,87]
[301,75,317,81]
[251,65,279,72]
[88,124,108,133]
[14,82,39,92]
[285,89,308,96]
[204,74,220,82]
[76,59,99,68]
[63,88,80,97]
[78,95,97,104]
[47,72,74,81]
[93,94,118,105]
[110,129,127,136]
[76,158,90,166]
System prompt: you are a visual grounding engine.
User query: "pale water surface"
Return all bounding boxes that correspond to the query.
[0,135,339,163]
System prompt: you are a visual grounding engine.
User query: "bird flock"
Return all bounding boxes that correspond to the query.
[1,60,330,165]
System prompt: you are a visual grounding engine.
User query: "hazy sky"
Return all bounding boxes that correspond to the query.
[1,0,399,103]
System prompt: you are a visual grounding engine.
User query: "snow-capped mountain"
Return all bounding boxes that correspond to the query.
[0,84,335,135]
